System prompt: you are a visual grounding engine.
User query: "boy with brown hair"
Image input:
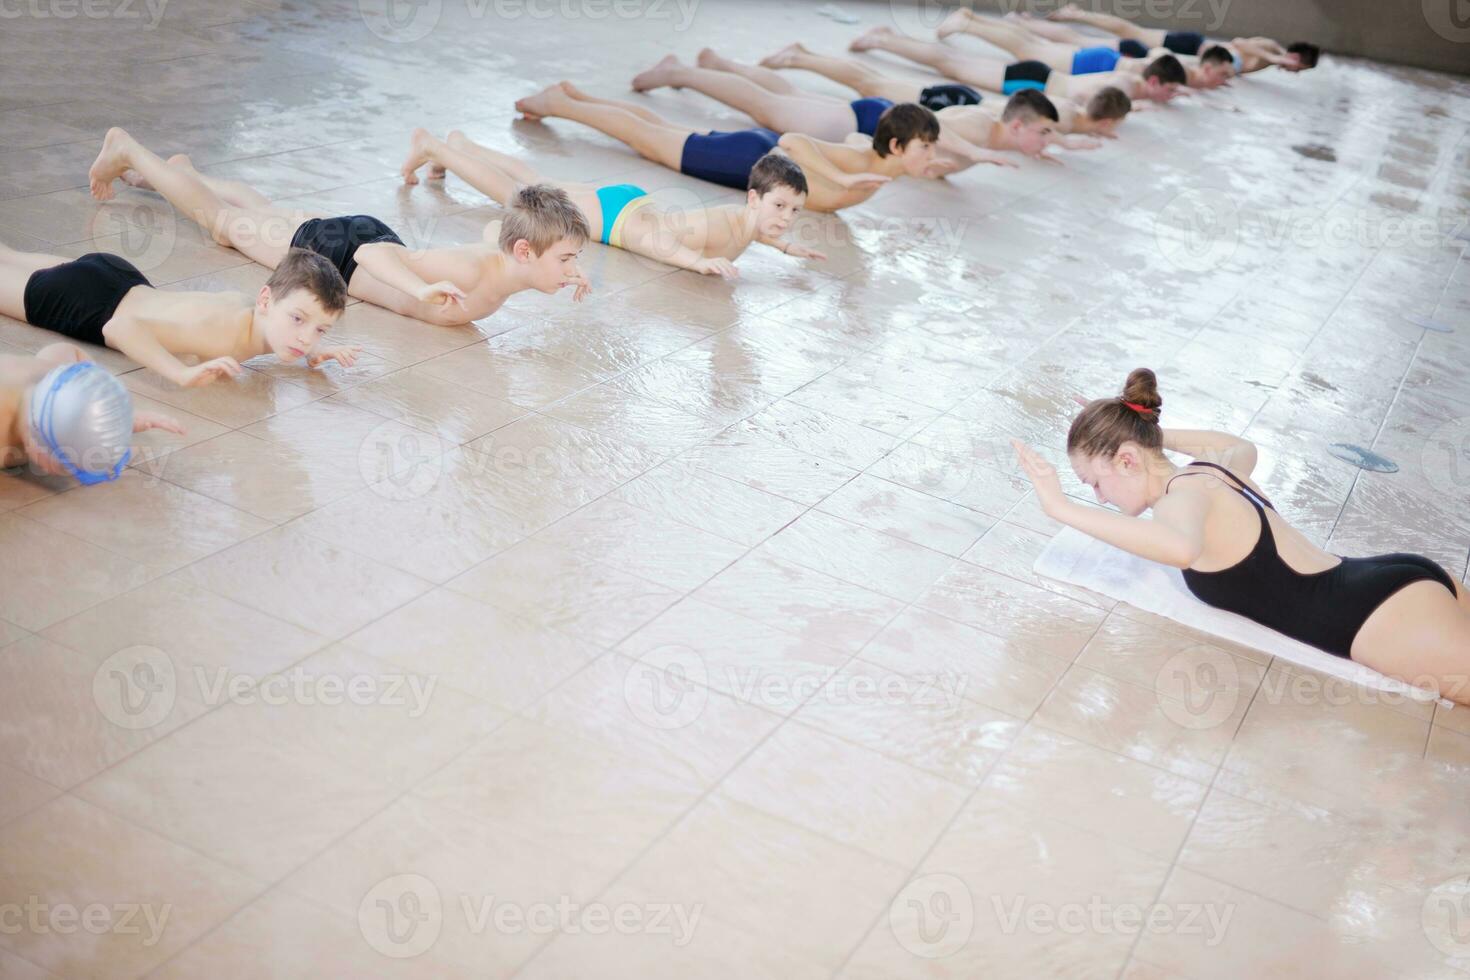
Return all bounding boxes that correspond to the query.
[401,128,823,279]
[1,236,355,388]
[513,81,939,213]
[87,127,592,326]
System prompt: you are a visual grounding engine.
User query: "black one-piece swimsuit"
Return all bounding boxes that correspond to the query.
[1166,462,1457,658]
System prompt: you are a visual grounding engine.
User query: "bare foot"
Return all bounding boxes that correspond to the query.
[695,47,724,69]
[558,80,593,101]
[936,8,972,38]
[88,126,135,201]
[400,127,436,185]
[1003,10,1035,21]
[850,26,894,52]
[1048,2,1082,21]
[632,54,681,92]
[760,42,808,69]
[515,83,565,121]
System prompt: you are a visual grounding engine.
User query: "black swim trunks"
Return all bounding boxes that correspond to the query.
[1161,31,1205,56]
[23,253,150,347]
[1118,38,1150,58]
[289,214,404,288]
[919,84,983,111]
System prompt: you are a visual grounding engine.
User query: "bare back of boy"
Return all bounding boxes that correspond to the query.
[105,287,256,365]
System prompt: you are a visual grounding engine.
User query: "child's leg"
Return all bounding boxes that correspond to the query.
[1048,3,1164,46]
[693,47,809,97]
[850,28,999,89]
[0,243,68,322]
[547,81,670,125]
[516,83,691,171]
[762,43,912,101]
[121,154,272,209]
[401,128,544,193]
[632,55,855,141]
[88,128,294,269]
[1005,14,1092,46]
[935,10,1067,67]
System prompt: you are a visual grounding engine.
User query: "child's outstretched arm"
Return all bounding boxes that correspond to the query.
[1161,429,1258,474]
[102,316,242,387]
[1012,439,1208,568]
[353,242,468,311]
[756,235,826,260]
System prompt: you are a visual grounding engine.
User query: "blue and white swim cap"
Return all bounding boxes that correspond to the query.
[26,362,133,485]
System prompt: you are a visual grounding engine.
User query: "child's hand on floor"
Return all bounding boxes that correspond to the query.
[419,281,468,309]
[786,244,826,261]
[695,257,740,279]
[308,346,364,369]
[132,411,186,435]
[178,356,242,387]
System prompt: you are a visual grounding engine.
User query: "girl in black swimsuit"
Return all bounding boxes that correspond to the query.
[1012,368,1470,704]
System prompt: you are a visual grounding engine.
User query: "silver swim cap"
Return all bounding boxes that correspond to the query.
[27,362,134,484]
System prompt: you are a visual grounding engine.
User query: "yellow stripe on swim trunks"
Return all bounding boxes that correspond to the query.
[608,195,656,249]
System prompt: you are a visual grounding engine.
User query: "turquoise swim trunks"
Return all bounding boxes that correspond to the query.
[594,183,649,246]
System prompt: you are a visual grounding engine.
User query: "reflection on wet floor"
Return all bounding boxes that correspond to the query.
[1,2,1470,977]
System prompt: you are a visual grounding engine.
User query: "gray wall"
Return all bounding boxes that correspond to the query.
[870,1,1470,76]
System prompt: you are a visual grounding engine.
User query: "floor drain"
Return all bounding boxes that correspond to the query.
[1328,443,1399,473]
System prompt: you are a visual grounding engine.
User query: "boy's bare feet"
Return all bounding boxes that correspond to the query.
[695,47,725,69]
[850,26,894,52]
[118,153,193,192]
[760,41,809,69]
[88,126,135,201]
[515,83,566,121]
[937,8,973,37]
[1049,3,1083,21]
[400,127,437,184]
[631,53,681,92]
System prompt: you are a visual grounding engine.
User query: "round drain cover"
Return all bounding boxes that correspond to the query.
[1328,443,1399,473]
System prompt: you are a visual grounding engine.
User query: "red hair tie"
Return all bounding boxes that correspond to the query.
[1123,401,1155,415]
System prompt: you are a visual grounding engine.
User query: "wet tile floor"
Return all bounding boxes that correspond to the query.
[2,2,1470,977]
